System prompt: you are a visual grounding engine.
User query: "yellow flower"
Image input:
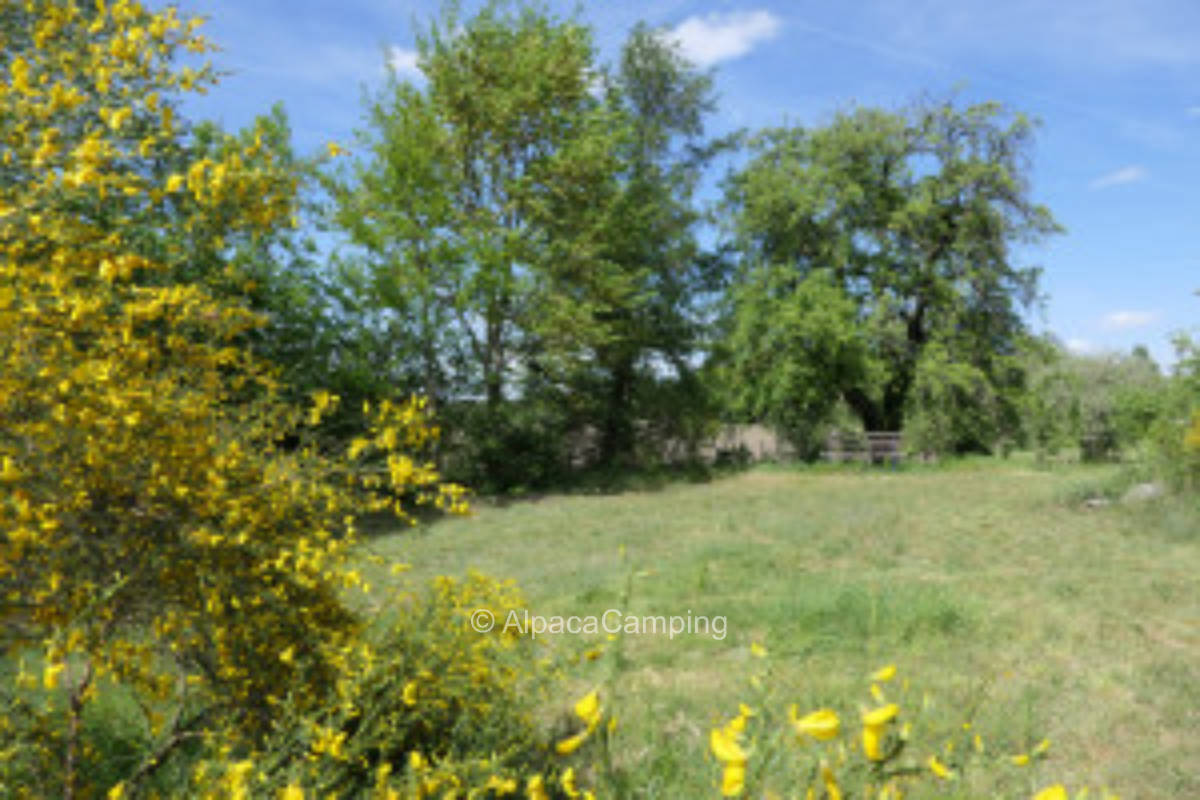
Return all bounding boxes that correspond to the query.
[560,766,580,798]
[750,641,767,658]
[860,702,898,761]
[927,755,954,780]
[165,173,184,193]
[10,57,33,95]
[872,664,897,682]
[107,783,126,800]
[0,456,22,482]
[43,662,65,690]
[862,723,884,761]
[279,785,304,800]
[485,775,518,793]
[574,689,601,728]
[402,680,418,706]
[820,763,842,800]
[526,774,549,800]
[278,646,294,665]
[710,726,747,764]
[1033,738,1052,755]
[107,106,132,130]
[1011,753,1030,766]
[326,141,347,158]
[791,708,840,741]
[555,730,588,756]
[1032,785,1069,800]
[720,761,746,797]
[862,703,899,727]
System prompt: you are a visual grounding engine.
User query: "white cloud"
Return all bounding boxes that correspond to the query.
[1066,338,1096,354]
[664,10,781,68]
[1103,310,1160,330]
[388,46,422,80]
[1088,165,1147,190]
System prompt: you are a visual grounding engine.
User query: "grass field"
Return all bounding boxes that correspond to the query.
[363,457,1199,798]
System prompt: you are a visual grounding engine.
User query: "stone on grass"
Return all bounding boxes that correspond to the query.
[1121,482,1165,504]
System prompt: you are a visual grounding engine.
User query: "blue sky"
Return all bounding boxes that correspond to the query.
[179,0,1200,369]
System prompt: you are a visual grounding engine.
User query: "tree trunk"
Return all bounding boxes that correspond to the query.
[599,354,635,467]
[844,386,884,431]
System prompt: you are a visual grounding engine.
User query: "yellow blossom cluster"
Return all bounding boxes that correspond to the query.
[702,660,1112,800]
[554,688,608,757]
[178,571,595,798]
[0,1,472,795]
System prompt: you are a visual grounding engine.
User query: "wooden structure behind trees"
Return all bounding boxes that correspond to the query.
[823,431,905,464]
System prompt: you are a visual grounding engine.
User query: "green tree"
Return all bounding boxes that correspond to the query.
[1159,331,1200,488]
[555,22,729,466]
[723,269,870,456]
[330,79,460,412]
[189,107,385,432]
[330,3,628,488]
[332,9,728,483]
[1020,341,1168,462]
[1018,335,1080,457]
[724,98,1061,449]
[904,340,1001,456]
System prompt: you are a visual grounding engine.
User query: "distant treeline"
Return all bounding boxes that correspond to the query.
[207,4,1199,492]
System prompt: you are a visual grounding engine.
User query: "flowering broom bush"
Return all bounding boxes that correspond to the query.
[0,1,564,797]
[184,572,592,799]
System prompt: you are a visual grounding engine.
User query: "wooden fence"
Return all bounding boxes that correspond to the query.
[822,431,905,464]
[567,425,905,466]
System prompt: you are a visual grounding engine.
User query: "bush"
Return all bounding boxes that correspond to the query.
[904,342,999,456]
[1020,342,1167,463]
[441,399,572,494]
[0,2,461,794]
[181,572,589,799]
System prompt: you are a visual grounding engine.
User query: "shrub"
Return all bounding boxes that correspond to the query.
[0,1,462,794]
[904,342,999,456]
[1021,342,1168,463]
[184,572,588,799]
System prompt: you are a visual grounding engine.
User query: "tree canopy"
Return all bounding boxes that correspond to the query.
[330,7,726,484]
[724,99,1062,449]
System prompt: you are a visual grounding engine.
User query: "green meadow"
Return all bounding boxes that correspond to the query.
[363,458,1200,798]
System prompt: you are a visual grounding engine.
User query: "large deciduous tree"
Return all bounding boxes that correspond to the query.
[563,22,728,466]
[724,99,1061,451]
[332,9,725,481]
[333,3,615,408]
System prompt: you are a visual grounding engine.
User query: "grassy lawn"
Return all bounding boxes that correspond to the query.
[363,457,1199,798]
